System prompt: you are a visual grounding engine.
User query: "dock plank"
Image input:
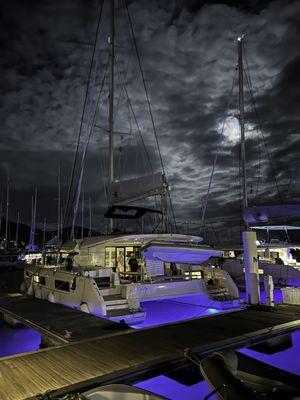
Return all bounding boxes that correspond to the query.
[0,294,130,344]
[0,304,300,400]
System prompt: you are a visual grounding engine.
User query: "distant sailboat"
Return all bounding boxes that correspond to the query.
[213,36,300,289]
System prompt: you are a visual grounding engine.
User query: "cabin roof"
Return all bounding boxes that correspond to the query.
[65,234,204,250]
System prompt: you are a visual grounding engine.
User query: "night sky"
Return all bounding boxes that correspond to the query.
[0,0,299,243]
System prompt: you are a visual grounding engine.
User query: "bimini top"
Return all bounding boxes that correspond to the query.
[141,242,222,264]
[69,233,204,250]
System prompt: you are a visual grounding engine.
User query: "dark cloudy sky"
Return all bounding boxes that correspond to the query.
[0,0,299,242]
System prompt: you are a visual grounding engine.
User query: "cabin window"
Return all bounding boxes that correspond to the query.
[55,280,70,292]
[39,276,46,285]
[125,246,141,270]
[105,247,116,268]
[105,246,141,270]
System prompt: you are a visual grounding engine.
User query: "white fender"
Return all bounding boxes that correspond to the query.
[27,282,34,296]
[20,281,26,293]
[48,292,55,303]
[80,303,90,313]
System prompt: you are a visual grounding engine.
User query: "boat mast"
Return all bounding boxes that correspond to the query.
[238,36,260,305]
[29,187,37,250]
[238,35,248,226]
[81,187,84,239]
[5,177,9,250]
[108,0,115,234]
[88,196,92,237]
[42,217,46,251]
[57,166,61,248]
[15,211,19,247]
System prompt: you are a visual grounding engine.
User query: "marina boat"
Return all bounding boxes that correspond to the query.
[222,226,300,287]
[200,350,300,399]
[22,233,241,325]
[82,384,167,399]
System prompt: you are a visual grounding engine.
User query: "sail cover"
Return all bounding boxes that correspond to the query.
[104,205,162,219]
[251,225,300,231]
[142,245,222,264]
[107,173,166,205]
[244,205,300,223]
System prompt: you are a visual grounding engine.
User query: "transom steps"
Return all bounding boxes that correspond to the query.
[106,308,143,317]
[103,294,126,302]
[99,287,121,296]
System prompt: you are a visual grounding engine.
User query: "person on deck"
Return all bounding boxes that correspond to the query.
[65,254,74,271]
[128,253,139,272]
[170,262,179,276]
[117,253,124,272]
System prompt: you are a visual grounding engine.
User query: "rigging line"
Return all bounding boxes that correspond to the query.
[96,62,110,206]
[124,0,165,174]
[201,68,238,230]
[66,57,110,230]
[254,131,261,200]
[116,58,134,181]
[243,43,283,203]
[286,168,300,198]
[66,63,109,230]
[125,0,177,227]
[63,0,104,231]
[167,190,177,232]
[241,60,261,203]
[114,55,154,174]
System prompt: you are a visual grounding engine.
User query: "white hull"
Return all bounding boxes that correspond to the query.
[83,384,166,400]
[222,259,300,287]
[23,234,241,325]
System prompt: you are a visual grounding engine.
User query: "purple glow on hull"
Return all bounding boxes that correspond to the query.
[239,330,300,375]
[0,315,41,357]
[131,295,220,329]
[134,375,216,400]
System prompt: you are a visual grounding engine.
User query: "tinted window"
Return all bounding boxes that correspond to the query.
[55,280,70,292]
[39,276,46,285]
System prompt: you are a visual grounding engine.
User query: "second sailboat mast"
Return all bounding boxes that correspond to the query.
[238,36,248,224]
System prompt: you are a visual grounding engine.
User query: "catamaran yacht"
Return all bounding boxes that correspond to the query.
[23,233,241,325]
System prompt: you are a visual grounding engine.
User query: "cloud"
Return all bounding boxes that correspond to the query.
[0,0,299,243]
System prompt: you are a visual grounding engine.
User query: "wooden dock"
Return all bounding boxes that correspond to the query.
[0,294,130,345]
[0,303,300,400]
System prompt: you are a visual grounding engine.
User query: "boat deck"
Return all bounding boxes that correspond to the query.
[0,294,130,344]
[0,301,300,400]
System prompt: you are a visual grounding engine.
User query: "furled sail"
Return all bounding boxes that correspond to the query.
[106,172,167,205]
[244,205,300,223]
